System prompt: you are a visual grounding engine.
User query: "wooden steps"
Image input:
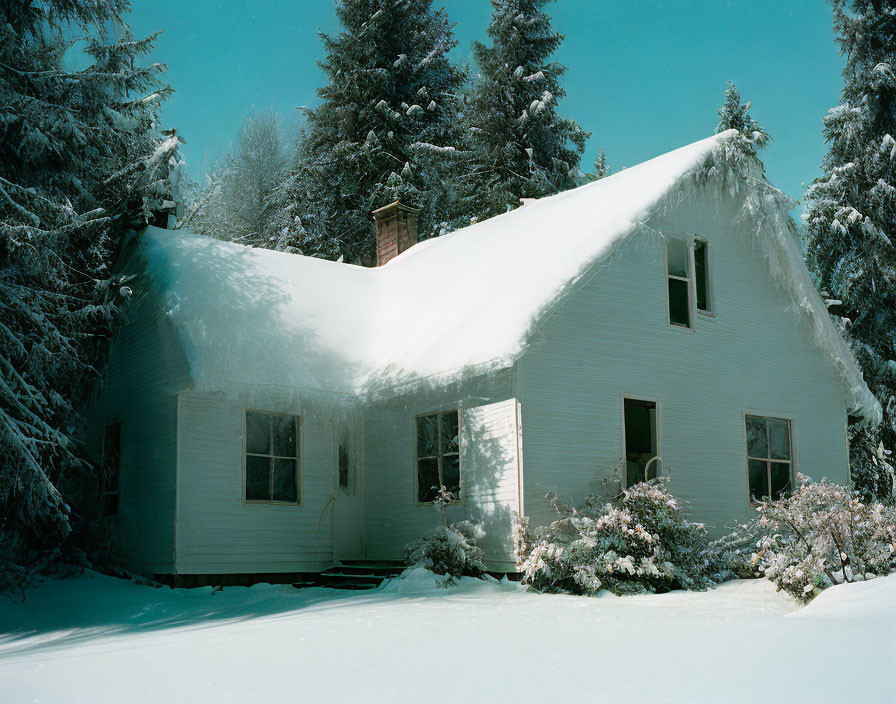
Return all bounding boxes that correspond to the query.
[293,560,407,591]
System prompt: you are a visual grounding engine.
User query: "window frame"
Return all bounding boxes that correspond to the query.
[664,236,696,330]
[101,419,122,517]
[242,409,303,507]
[692,236,714,317]
[413,407,462,507]
[742,411,797,506]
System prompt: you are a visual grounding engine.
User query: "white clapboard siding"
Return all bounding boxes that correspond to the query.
[175,391,336,574]
[85,276,191,575]
[361,369,518,570]
[517,189,851,536]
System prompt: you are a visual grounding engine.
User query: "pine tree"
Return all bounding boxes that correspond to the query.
[805,1,896,501]
[592,149,610,180]
[282,0,466,263]
[458,0,588,222]
[716,83,771,158]
[0,1,178,579]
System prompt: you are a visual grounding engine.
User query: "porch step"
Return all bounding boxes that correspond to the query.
[292,559,408,591]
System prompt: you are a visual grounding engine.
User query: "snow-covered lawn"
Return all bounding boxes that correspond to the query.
[1,569,893,703]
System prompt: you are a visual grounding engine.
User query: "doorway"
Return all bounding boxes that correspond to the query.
[623,398,659,487]
[333,427,363,561]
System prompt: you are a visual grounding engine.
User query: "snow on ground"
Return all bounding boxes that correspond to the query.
[1,568,893,703]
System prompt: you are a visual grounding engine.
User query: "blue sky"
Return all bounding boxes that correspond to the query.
[129,1,843,203]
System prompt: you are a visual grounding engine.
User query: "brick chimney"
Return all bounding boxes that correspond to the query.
[372,200,419,266]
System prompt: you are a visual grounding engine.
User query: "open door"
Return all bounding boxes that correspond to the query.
[460,398,522,572]
[623,398,659,487]
[333,425,363,561]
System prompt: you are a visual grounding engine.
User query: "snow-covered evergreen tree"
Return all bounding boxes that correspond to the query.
[182,110,289,248]
[282,0,466,263]
[0,1,177,575]
[592,149,610,180]
[804,1,896,501]
[715,83,771,160]
[457,0,588,222]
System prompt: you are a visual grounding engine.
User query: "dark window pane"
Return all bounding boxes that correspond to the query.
[416,414,438,458]
[417,457,439,503]
[102,422,122,516]
[441,411,459,455]
[104,493,119,516]
[768,419,791,460]
[273,459,298,502]
[246,455,271,501]
[103,422,121,463]
[770,462,791,500]
[694,240,709,311]
[666,238,689,277]
[745,415,768,458]
[749,459,770,502]
[338,443,349,489]
[442,454,460,495]
[273,415,297,457]
[246,412,270,455]
[668,278,691,327]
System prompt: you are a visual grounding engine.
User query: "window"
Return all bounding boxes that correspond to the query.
[338,440,351,493]
[101,421,122,516]
[245,411,300,503]
[745,415,793,502]
[666,237,692,327]
[694,238,711,313]
[415,409,460,503]
[623,399,659,487]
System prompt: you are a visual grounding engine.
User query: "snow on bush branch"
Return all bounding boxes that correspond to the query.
[516,479,719,596]
[713,475,896,602]
[406,486,487,584]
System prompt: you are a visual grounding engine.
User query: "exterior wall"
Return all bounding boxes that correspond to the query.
[517,193,851,536]
[362,369,520,570]
[85,279,191,575]
[174,390,358,574]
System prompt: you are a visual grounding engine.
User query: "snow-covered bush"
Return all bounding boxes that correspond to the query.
[740,476,896,601]
[406,487,487,583]
[518,480,719,596]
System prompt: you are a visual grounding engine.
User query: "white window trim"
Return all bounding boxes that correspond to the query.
[664,236,696,332]
[242,409,303,507]
[742,411,798,506]
[413,406,463,507]
[692,236,715,317]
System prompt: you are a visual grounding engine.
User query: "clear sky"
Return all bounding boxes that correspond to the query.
[128,0,844,203]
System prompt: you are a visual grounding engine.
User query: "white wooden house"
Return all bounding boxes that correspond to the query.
[87,131,880,583]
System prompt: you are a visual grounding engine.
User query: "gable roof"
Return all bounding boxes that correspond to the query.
[135,131,880,421]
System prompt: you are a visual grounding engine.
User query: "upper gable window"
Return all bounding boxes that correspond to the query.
[666,237,692,328]
[415,409,460,503]
[245,411,300,504]
[694,238,711,313]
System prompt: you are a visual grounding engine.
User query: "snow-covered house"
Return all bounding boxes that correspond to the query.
[87,131,880,583]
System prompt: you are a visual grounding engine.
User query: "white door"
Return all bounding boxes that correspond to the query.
[333,428,363,561]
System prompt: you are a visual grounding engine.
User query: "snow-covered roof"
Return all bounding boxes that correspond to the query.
[136,131,879,420]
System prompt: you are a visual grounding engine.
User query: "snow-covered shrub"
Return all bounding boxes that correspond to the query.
[518,480,719,596]
[744,476,896,601]
[707,520,767,581]
[406,487,487,583]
